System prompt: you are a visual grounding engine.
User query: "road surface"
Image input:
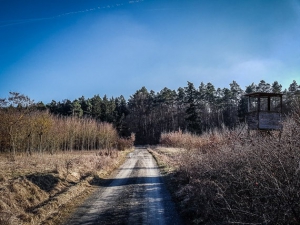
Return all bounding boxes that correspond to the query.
[65,147,183,225]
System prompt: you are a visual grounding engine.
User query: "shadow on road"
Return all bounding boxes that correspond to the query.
[90,176,163,187]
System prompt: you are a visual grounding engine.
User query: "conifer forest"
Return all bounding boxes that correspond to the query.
[0,79,299,153]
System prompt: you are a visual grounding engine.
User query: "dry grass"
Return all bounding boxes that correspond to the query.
[157,118,300,224]
[0,148,133,225]
[0,150,120,180]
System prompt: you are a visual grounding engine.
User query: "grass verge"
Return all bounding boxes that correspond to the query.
[0,149,133,225]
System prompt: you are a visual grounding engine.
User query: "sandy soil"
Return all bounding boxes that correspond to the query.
[64,147,183,225]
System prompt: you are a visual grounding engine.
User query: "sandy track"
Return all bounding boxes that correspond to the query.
[64,147,183,225]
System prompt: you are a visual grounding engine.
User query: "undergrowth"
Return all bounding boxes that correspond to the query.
[159,116,300,224]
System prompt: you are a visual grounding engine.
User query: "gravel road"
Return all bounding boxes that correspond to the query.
[65,147,183,225]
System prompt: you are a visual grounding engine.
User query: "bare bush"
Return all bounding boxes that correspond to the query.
[291,94,300,125]
[0,109,121,154]
[117,133,135,151]
[160,119,300,224]
[160,127,229,151]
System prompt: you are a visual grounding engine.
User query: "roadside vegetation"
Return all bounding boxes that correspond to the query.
[0,79,299,224]
[0,149,134,225]
[155,97,300,224]
[0,93,135,155]
[0,92,135,225]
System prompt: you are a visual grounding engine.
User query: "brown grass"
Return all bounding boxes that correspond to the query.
[0,149,133,225]
[157,118,300,224]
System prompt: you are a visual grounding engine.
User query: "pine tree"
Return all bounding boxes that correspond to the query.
[176,87,186,130]
[78,96,92,116]
[90,95,102,120]
[271,81,282,93]
[256,80,271,92]
[71,99,83,117]
[245,83,256,94]
[185,82,201,133]
[114,95,130,137]
[288,80,299,93]
[127,87,153,144]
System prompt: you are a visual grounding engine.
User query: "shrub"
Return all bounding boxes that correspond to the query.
[0,110,121,154]
[161,119,300,224]
[117,133,135,151]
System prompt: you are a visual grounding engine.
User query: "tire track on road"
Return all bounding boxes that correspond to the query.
[65,148,183,225]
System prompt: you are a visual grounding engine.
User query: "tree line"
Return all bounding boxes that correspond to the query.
[47,80,300,144]
[1,80,299,148]
[0,92,135,154]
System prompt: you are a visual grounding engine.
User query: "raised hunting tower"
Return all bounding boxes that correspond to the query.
[245,92,283,131]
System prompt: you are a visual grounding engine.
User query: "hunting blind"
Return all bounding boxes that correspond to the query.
[245,92,283,131]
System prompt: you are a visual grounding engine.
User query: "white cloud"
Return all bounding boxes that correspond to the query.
[231,59,283,77]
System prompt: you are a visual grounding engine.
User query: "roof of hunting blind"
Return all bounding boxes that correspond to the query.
[244,92,283,97]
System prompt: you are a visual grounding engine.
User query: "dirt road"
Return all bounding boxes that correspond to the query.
[65,147,183,225]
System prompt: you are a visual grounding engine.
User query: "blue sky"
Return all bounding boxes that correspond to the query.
[0,0,299,103]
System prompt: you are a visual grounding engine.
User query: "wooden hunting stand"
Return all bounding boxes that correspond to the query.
[244,92,283,131]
